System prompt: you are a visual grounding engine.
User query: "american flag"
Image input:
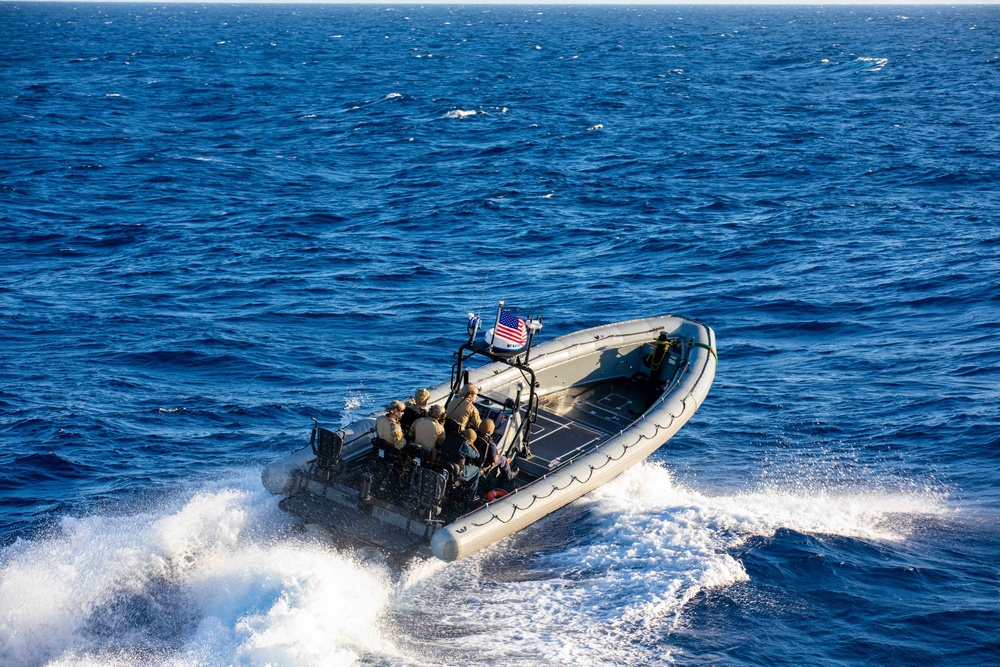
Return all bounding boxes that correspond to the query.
[495,308,528,347]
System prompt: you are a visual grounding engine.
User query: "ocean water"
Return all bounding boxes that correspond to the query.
[2,3,999,665]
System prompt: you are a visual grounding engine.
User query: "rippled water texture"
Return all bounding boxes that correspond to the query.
[2,4,999,666]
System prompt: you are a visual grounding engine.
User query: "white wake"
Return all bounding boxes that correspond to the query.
[0,462,948,667]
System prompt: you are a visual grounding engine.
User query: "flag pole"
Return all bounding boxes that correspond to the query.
[524,309,542,365]
[488,300,503,353]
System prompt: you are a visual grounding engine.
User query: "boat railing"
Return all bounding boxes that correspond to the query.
[449,338,541,460]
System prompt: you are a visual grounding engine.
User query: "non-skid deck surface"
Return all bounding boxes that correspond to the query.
[527,410,605,468]
[526,380,647,472]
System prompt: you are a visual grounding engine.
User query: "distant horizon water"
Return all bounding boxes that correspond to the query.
[7,1,1000,5]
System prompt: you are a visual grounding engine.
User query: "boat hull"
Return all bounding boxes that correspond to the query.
[263,315,716,561]
[431,316,716,560]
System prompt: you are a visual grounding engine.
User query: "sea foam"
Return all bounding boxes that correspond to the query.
[0,463,950,667]
[0,473,399,667]
[364,462,949,666]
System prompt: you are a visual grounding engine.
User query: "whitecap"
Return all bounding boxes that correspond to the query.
[341,389,375,426]
[443,109,477,119]
[857,56,888,71]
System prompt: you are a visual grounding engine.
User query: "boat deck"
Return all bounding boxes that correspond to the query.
[282,377,656,552]
[517,378,649,477]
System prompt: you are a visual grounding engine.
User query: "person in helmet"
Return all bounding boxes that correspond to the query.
[441,427,481,500]
[401,388,430,433]
[476,418,517,484]
[445,383,482,433]
[375,400,406,450]
[409,403,447,453]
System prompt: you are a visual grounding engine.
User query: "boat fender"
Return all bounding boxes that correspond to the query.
[485,488,508,502]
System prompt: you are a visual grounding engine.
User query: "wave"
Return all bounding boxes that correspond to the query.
[430,462,949,664]
[0,472,397,667]
[0,464,949,667]
[817,56,889,74]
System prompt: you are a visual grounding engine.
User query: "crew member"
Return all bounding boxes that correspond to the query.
[401,388,430,433]
[445,383,482,433]
[441,427,481,500]
[375,400,406,450]
[477,419,517,484]
[410,403,447,454]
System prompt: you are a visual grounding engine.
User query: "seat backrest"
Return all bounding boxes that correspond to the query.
[311,427,344,485]
[409,467,447,508]
[440,431,468,467]
[401,444,426,467]
[372,437,402,461]
[428,461,463,487]
[316,428,344,466]
[443,417,462,435]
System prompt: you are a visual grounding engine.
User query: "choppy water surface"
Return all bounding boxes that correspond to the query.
[2,4,998,666]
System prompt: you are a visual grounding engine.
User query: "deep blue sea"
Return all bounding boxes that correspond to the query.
[2,2,999,665]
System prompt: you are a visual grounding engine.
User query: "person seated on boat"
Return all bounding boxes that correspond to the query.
[476,419,517,485]
[444,383,482,434]
[375,400,407,451]
[401,388,430,433]
[409,403,446,455]
[440,427,481,501]
[474,418,495,462]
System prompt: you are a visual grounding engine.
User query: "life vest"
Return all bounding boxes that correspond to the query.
[444,417,462,435]
[400,405,426,433]
[441,431,469,467]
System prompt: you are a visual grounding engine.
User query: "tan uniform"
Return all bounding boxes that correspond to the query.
[375,414,405,450]
[445,394,482,431]
[409,417,445,452]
